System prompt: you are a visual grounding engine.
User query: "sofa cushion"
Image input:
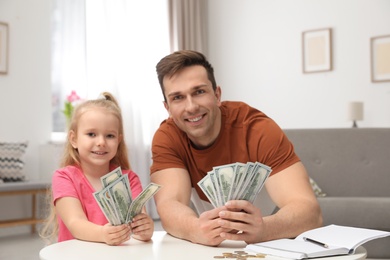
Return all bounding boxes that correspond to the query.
[318,197,390,258]
[284,128,390,197]
[0,141,28,182]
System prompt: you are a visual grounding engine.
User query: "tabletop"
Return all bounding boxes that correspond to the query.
[39,231,367,260]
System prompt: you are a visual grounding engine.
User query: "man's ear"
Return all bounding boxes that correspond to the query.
[163,101,172,117]
[215,86,222,105]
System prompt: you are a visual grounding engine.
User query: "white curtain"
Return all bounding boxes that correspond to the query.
[168,0,207,53]
[51,0,87,132]
[52,0,170,218]
[52,0,208,219]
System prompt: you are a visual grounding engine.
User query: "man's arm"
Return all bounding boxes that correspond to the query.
[151,168,228,246]
[218,162,323,243]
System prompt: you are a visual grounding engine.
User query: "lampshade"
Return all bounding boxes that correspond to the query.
[348,102,364,121]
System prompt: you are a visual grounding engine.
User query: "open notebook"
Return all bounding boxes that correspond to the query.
[245,225,390,259]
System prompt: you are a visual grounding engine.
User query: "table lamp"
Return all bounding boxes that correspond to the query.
[348,101,363,128]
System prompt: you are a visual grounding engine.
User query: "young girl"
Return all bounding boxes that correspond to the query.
[40,92,154,245]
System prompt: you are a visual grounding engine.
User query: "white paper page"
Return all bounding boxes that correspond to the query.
[296,225,390,250]
[250,238,348,258]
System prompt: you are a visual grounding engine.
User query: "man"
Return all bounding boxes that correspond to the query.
[150,50,322,246]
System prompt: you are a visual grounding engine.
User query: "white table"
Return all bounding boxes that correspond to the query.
[39,231,367,260]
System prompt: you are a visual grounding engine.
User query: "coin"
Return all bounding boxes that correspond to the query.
[214,250,266,259]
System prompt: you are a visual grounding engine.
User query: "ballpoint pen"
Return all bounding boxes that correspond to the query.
[303,237,329,248]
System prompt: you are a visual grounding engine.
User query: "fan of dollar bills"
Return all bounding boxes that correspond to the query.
[93,167,161,225]
[197,162,272,208]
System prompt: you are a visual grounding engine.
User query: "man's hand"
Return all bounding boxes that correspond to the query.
[217,200,265,244]
[195,206,233,246]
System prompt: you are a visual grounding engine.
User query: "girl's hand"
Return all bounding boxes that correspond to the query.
[130,213,154,241]
[102,223,131,246]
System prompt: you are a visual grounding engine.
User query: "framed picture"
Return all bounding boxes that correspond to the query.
[302,28,332,73]
[0,22,8,75]
[371,35,390,82]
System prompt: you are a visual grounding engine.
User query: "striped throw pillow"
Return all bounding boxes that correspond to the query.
[0,141,28,182]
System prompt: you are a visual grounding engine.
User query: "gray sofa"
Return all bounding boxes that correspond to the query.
[283,128,390,259]
[189,128,390,258]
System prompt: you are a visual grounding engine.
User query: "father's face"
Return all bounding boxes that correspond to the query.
[163,65,222,148]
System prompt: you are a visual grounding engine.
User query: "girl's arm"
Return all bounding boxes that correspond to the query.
[56,197,131,245]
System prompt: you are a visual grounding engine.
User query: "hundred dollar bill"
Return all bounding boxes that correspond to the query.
[101,167,122,187]
[102,187,122,225]
[234,162,257,200]
[228,162,247,201]
[94,168,162,225]
[247,163,272,203]
[208,170,223,207]
[126,183,161,222]
[93,190,120,225]
[107,175,133,224]
[197,173,218,208]
[197,162,272,207]
[214,163,236,205]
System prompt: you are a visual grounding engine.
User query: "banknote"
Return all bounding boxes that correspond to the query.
[197,162,272,207]
[214,163,237,205]
[101,167,122,187]
[106,175,133,224]
[93,166,161,225]
[198,173,218,208]
[126,182,161,222]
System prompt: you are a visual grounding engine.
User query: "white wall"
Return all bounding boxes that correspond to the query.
[0,0,52,181]
[0,0,52,237]
[207,0,390,129]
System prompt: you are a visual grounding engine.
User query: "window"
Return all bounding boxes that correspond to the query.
[51,0,170,140]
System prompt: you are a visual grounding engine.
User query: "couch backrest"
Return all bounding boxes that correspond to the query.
[283,128,390,197]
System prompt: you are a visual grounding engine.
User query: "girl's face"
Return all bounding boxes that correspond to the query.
[70,107,121,171]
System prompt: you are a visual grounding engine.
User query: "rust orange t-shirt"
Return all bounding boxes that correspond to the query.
[150,101,300,202]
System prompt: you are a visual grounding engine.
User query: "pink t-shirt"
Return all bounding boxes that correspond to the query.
[52,165,143,242]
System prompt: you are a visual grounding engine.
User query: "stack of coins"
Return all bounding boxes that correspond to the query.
[213,251,266,259]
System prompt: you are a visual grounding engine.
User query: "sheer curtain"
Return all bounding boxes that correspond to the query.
[51,0,87,132]
[52,0,208,219]
[52,0,170,218]
[168,0,207,53]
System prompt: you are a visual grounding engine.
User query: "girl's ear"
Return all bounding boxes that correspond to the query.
[69,130,77,148]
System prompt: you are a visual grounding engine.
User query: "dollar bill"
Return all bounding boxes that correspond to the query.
[228,162,247,201]
[93,167,161,225]
[93,190,120,225]
[101,167,122,187]
[214,163,237,205]
[126,183,161,222]
[197,173,218,208]
[247,164,271,203]
[209,170,223,207]
[197,162,272,207]
[234,162,257,200]
[106,175,133,224]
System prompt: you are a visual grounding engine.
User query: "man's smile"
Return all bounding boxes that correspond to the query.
[186,115,203,122]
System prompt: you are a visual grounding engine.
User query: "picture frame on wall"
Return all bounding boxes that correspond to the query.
[302,28,332,73]
[371,35,390,83]
[0,22,9,75]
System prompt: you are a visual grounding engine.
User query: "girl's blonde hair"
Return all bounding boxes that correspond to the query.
[39,92,131,243]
